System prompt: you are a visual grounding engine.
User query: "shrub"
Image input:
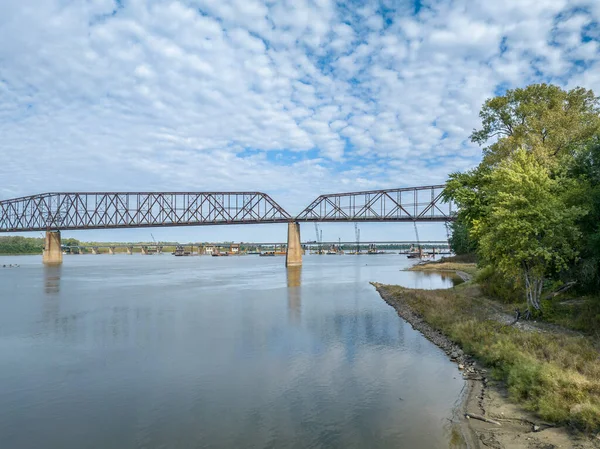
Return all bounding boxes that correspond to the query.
[477,266,524,303]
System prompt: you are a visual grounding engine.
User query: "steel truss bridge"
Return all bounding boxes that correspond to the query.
[296,185,452,222]
[0,186,454,232]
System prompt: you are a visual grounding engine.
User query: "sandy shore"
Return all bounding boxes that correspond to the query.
[373,282,600,449]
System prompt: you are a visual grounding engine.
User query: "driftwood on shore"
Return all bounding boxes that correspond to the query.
[465,413,502,426]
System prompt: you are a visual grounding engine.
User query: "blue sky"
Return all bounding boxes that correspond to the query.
[1,0,600,243]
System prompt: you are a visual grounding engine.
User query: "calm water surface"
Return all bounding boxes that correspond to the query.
[0,254,464,449]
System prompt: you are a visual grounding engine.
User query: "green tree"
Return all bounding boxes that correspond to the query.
[567,136,600,292]
[0,236,44,254]
[476,149,584,312]
[447,220,476,255]
[444,83,600,267]
[472,84,600,168]
[62,238,81,247]
[444,166,491,225]
[443,166,492,253]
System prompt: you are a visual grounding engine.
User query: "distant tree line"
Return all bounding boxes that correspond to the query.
[0,236,82,254]
[0,236,44,254]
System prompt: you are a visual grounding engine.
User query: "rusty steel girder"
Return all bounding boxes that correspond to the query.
[295,185,455,222]
[0,192,292,232]
[0,185,456,232]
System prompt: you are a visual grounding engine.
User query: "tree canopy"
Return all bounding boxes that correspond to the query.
[444,83,600,308]
[471,84,600,168]
[0,236,44,254]
[475,149,584,310]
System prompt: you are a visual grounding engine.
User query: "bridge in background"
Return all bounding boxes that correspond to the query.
[62,240,451,255]
[0,185,455,266]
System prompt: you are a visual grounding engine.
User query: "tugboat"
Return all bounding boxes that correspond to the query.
[212,250,228,256]
[172,245,190,256]
[367,243,385,254]
[326,244,343,255]
[406,247,431,259]
[259,251,275,256]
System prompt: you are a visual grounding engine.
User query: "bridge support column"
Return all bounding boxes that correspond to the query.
[126,246,133,255]
[285,222,302,267]
[43,231,63,265]
[141,246,148,255]
[108,247,115,255]
[91,247,99,255]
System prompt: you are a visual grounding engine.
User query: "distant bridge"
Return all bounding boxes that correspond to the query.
[0,186,455,265]
[62,240,451,254]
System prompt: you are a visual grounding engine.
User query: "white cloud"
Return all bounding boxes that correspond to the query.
[1,0,600,241]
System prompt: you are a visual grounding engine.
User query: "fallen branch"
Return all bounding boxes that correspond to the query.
[465,413,502,426]
[544,281,576,300]
[463,375,484,381]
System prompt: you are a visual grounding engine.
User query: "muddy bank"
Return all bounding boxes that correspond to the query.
[373,282,600,449]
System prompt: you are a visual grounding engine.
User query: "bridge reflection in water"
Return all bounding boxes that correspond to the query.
[44,265,62,295]
[286,265,302,324]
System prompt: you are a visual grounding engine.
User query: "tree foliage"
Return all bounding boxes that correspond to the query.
[443,166,490,226]
[0,236,44,254]
[444,83,600,307]
[566,137,600,291]
[472,84,600,168]
[447,220,476,255]
[0,236,81,254]
[476,149,584,310]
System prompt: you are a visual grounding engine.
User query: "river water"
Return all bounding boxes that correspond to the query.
[0,253,465,449]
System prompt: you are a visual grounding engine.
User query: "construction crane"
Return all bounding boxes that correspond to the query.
[354,223,360,254]
[150,233,162,254]
[412,221,422,258]
[314,223,323,254]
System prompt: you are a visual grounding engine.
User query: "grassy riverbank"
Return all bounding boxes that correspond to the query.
[381,261,600,434]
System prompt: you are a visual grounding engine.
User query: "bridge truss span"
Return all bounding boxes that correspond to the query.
[295,185,455,222]
[0,192,292,232]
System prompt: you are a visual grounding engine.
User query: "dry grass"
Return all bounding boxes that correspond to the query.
[409,261,479,276]
[381,282,600,432]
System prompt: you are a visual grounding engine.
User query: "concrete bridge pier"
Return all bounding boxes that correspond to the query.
[91,247,99,255]
[285,222,302,267]
[140,246,148,255]
[43,230,63,265]
[108,246,115,255]
[126,246,133,255]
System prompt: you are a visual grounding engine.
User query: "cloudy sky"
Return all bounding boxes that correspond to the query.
[1,0,600,243]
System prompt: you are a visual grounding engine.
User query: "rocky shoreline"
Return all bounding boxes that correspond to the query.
[373,282,600,449]
[372,282,483,448]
